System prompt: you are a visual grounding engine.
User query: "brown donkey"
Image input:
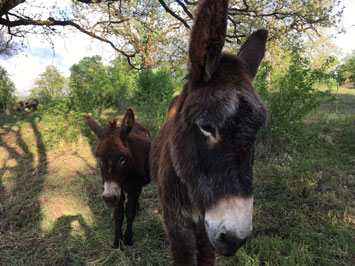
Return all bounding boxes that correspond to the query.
[150,0,268,264]
[85,108,151,248]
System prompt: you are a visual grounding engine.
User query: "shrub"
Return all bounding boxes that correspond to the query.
[335,51,355,85]
[69,56,136,113]
[30,65,67,105]
[133,67,178,135]
[107,57,137,109]
[0,66,16,112]
[38,98,87,147]
[254,46,333,150]
[69,56,108,112]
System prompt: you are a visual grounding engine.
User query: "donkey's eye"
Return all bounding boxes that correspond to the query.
[119,156,126,165]
[200,124,214,133]
[198,123,216,138]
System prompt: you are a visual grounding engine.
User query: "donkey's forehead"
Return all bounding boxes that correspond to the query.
[198,89,240,126]
[181,53,267,127]
[182,85,246,127]
[96,133,127,157]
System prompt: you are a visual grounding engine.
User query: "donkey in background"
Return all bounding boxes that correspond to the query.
[85,108,151,248]
[150,0,268,264]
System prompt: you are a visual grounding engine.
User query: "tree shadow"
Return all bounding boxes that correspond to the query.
[0,110,47,259]
[38,214,92,265]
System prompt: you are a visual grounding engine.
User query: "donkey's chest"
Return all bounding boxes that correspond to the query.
[120,171,146,193]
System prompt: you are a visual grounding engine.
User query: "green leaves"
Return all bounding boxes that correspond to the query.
[255,45,333,149]
[0,65,16,112]
[69,56,119,112]
[30,65,67,104]
[335,51,355,86]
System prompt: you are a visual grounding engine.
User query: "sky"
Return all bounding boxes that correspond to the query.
[0,33,116,97]
[332,0,355,57]
[0,0,354,97]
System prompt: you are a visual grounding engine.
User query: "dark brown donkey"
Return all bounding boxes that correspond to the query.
[85,108,151,248]
[149,0,268,264]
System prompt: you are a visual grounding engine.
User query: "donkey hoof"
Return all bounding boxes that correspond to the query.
[124,238,133,246]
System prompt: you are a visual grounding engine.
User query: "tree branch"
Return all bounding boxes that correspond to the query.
[157,0,190,29]
[76,0,118,3]
[0,15,140,69]
[175,0,193,20]
[0,0,25,17]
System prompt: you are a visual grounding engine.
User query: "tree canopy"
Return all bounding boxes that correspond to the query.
[0,0,345,69]
[30,65,67,104]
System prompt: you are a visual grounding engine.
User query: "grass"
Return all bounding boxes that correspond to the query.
[0,87,354,265]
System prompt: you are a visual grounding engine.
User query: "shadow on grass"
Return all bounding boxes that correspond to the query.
[0,110,47,263]
[37,214,93,265]
[0,109,166,265]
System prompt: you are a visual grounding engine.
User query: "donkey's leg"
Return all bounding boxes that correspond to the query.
[124,189,141,245]
[194,222,216,266]
[113,192,125,248]
[163,208,198,266]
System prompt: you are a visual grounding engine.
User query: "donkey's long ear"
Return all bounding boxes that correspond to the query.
[84,115,104,140]
[120,108,135,139]
[188,0,228,83]
[237,29,268,81]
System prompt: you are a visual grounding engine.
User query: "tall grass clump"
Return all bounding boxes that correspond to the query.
[254,46,334,151]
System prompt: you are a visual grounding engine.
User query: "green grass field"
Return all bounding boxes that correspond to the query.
[0,87,354,265]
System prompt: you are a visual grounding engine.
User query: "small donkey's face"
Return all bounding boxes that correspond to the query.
[85,108,135,207]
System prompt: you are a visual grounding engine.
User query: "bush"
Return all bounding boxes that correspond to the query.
[38,98,87,147]
[69,56,137,113]
[0,66,16,112]
[30,65,67,105]
[69,56,108,112]
[107,57,137,109]
[335,51,355,85]
[133,67,178,135]
[254,46,333,150]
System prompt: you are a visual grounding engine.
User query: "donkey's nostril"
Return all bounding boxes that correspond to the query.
[219,232,226,243]
[216,230,249,256]
[102,195,118,207]
[218,231,237,246]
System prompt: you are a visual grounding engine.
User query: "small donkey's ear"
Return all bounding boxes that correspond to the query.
[237,29,268,81]
[84,115,104,140]
[120,108,135,139]
[188,0,228,83]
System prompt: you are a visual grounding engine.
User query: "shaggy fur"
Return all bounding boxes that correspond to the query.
[150,0,268,265]
[85,108,151,248]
